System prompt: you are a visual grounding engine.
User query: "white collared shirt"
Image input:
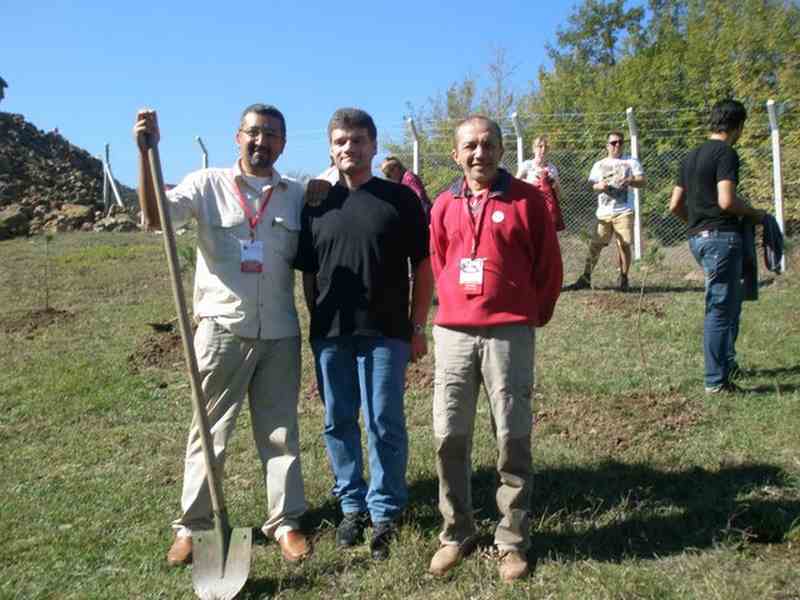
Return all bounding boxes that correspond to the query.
[166,161,303,339]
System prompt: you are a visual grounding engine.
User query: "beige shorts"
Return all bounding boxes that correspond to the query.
[593,211,634,246]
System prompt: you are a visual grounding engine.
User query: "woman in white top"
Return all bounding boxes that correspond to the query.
[516,135,565,231]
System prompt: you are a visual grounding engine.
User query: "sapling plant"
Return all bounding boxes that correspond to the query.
[635,242,665,396]
[43,233,54,312]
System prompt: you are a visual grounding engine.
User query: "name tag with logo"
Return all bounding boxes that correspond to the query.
[459,257,484,296]
[240,239,264,273]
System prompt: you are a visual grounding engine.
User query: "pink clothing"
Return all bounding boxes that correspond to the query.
[401,170,432,221]
[518,159,564,231]
[430,170,563,328]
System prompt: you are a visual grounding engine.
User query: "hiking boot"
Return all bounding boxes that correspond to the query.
[370,520,398,561]
[618,273,629,292]
[166,535,192,567]
[336,512,368,547]
[566,274,591,291]
[498,550,529,582]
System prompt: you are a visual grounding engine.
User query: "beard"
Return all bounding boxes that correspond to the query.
[246,145,274,170]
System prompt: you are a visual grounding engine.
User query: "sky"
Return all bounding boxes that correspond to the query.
[2,0,581,187]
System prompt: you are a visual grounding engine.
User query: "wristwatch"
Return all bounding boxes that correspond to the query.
[413,323,425,336]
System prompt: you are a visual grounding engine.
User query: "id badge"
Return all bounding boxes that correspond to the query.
[240,239,264,273]
[459,258,484,296]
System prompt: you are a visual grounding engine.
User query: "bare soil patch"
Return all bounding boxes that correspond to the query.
[0,307,76,336]
[127,329,183,372]
[406,354,434,391]
[581,292,666,319]
[537,391,704,455]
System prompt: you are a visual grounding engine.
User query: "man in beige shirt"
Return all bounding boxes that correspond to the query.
[134,103,310,567]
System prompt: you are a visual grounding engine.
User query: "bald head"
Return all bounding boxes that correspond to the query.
[453,115,503,149]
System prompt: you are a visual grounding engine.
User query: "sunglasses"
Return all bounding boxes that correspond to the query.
[608,140,623,146]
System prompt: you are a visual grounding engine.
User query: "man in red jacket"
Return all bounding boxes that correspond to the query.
[427,115,562,582]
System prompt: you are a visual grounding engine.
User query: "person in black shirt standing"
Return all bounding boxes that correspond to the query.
[669,99,767,393]
[295,108,434,559]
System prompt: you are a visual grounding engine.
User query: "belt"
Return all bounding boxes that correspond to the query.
[695,229,740,238]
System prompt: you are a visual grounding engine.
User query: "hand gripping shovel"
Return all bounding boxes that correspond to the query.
[145,139,252,600]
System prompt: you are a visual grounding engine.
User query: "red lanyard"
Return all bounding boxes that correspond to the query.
[463,191,490,259]
[232,177,275,239]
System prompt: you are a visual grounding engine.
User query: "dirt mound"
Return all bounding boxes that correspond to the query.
[0,307,75,337]
[128,330,184,372]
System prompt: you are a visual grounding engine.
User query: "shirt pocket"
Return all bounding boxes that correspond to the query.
[267,214,300,261]
[202,211,248,263]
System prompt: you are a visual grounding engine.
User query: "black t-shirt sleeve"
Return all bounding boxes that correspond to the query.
[399,185,430,265]
[293,206,318,273]
[716,146,739,184]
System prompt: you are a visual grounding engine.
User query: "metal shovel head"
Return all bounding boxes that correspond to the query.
[192,527,252,600]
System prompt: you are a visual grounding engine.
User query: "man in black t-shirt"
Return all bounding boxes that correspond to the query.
[669,99,767,393]
[295,108,434,560]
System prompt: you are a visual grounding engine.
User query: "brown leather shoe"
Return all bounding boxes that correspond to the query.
[166,536,192,567]
[429,544,463,576]
[278,530,311,562]
[498,550,529,582]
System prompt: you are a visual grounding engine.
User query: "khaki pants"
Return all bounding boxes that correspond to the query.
[584,211,634,275]
[432,324,535,552]
[172,319,306,540]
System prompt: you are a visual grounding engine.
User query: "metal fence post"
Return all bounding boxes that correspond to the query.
[102,143,110,213]
[406,117,420,174]
[196,136,208,169]
[511,112,524,171]
[626,107,642,261]
[102,147,125,215]
[766,99,787,272]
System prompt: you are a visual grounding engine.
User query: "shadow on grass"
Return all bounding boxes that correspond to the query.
[415,461,798,562]
[743,364,800,378]
[533,461,798,560]
[237,460,797,595]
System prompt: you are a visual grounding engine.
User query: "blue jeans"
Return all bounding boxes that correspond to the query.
[312,335,410,523]
[689,230,743,389]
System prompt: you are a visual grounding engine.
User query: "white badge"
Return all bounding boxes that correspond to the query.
[491,210,505,223]
[240,239,264,273]
[459,257,484,296]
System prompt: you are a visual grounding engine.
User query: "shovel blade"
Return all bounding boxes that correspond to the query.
[192,527,252,600]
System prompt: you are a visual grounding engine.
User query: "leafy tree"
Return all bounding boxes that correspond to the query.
[389,0,800,223]
[547,0,645,68]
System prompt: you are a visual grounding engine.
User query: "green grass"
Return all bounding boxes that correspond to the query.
[1,231,798,599]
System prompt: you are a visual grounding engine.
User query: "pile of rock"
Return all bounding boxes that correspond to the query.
[0,112,137,239]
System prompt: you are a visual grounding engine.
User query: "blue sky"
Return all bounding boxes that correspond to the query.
[2,0,579,187]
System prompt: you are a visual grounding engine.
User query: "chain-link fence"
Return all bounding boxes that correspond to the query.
[393,103,793,287]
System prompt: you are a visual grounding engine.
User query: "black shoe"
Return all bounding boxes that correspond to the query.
[370,520,398,560]
[566,275,591,291]
[336,512,368,547]
[618,273,629,292]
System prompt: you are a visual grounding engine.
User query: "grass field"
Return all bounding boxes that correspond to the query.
[1,231,798,600]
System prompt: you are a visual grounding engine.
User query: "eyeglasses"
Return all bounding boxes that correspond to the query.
[240,127,283,141]
[608,140,623,146]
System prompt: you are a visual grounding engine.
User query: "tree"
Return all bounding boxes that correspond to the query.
[547,0,645,68]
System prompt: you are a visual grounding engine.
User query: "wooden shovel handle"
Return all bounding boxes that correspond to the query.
[145,139,227,520]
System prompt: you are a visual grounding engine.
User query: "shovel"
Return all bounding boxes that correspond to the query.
[145,137,252,600]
